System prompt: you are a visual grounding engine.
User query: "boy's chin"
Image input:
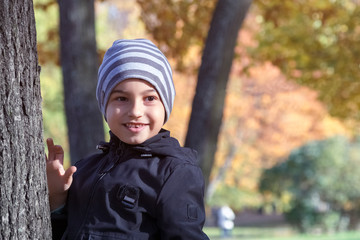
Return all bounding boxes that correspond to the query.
[119,135,148,145]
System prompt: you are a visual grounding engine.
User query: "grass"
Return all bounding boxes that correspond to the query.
[203,226,360,240]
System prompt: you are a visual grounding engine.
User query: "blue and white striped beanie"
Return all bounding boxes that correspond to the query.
[96,39,175,123]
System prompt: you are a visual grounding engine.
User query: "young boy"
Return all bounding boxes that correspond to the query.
[46,39,209,239]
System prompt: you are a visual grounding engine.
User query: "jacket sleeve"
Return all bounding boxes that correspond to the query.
[50,206,67,240]
[156,163,209,240]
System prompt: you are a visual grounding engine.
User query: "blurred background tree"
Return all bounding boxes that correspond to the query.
[259,136,360,232]
[184,0,252,188]
[136,0,215,71]
[250,0,360,130]
[58,0,104,164]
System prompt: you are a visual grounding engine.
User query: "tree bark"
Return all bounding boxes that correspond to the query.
[58,0,104,164]
[0,0,52,239]
[185,0,252,188]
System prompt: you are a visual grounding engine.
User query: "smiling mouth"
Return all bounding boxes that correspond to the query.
[124,123,147,128]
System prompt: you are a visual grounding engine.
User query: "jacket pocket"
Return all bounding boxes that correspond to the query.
[108,184,143,229]
[117,184,141,209]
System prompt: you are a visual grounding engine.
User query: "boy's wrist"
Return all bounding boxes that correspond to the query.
[51,204,65,214]
[49,193,67,211]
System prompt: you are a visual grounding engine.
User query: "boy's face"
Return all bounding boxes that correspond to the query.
[105,78,165,145]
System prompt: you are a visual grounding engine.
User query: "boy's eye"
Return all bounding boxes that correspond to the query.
[116,97,128,102]
[145,96,157,101]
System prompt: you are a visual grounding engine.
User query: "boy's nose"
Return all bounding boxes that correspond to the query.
[128,100,144,118]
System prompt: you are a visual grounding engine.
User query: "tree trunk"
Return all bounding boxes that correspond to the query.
[58,0,104,164]
[185,0,252,188]
[0,0,52,239]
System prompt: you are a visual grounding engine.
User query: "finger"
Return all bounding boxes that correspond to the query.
[47,138,55,161]
[46,138,54,149]
[55,146,64,165]
[47,138,54,145]
[64,166,77,185]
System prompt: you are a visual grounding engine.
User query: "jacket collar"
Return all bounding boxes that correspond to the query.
[97,128,197,163]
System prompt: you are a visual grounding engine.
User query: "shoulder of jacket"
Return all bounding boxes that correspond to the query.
[74,150,107,168]
[160,148,200,172]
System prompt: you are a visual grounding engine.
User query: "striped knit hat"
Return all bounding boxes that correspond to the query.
[96,39,175,123]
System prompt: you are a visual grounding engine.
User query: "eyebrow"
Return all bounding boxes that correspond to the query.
[111,89,157,94]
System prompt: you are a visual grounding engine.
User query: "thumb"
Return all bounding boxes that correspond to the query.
[64,166,77,186]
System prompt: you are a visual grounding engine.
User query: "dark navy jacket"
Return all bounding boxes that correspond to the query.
[53,129,209,240]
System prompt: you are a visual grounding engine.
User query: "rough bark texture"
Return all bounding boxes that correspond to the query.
[58,0,105,164]
[185,0,252,188]
[0,0,52,239]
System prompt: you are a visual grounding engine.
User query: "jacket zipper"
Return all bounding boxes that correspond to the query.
[72,148,124,239]
[73,171,107,239]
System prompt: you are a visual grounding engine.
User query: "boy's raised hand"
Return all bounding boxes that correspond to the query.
[46,138,77,211]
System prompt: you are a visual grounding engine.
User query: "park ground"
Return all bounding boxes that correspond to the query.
[204,210,360,240]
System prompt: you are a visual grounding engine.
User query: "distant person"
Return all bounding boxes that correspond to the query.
[46,39,209,239]
[217,205,235,238]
